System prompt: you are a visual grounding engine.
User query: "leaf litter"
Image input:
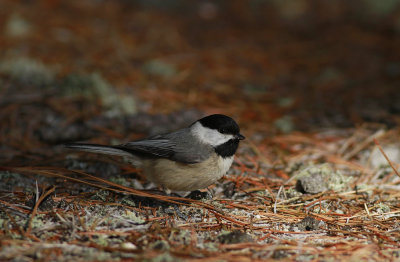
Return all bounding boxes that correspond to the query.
[1,1,400,261]
[1,90,400,260]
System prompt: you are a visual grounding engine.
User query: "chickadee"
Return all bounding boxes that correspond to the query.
[66,114,245,191]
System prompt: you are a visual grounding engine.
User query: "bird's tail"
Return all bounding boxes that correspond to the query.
[65,143,133,158]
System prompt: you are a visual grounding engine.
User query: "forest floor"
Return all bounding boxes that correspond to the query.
[1,1,400,261]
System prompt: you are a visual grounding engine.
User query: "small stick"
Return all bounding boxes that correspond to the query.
[374,138,400,179]
[35,180,39,204]
[274,185,284,214]
[343,129,385,160]
[26,186,56,236]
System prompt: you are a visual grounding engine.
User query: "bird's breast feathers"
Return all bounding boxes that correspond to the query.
[142,154,234,191]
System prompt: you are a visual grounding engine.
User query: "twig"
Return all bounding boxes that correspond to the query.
[7,166,249,226]
[35,180,39,204]
[374,138,400,179]
[343,129,385,160]
[26,186,56,236]
[274,185,284,214]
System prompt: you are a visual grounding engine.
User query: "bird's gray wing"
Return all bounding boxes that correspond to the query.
[117,138,176,158]
[164,129,213,163]
[117,130,212,164]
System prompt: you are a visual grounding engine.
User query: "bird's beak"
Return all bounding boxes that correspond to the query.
[237,133,245,140]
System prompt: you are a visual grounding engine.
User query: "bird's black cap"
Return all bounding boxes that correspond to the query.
[196,114,242,137]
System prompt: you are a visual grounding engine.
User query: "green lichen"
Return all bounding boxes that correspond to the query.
[31,214,46,230]
[91,190,110,202]
[59,72,137,116]
[122,210,146,224]
[150,252,179,262]
[5,13,32,37]
[285,187,302,198]
[120,196,137,207]
[0,57,55,86]
[109,176,130,186]
[93,235,109,247]
[376,203,390,214]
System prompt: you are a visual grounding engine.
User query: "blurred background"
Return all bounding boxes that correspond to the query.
[1,0,400,161]
[2,2,400,259]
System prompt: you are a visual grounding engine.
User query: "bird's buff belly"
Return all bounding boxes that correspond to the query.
[142,156,234,191]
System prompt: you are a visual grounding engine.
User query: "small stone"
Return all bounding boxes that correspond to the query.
[121,242,137,250]
[272,250,289,259]
[295,164,350,194]
[222,182,236,198]
[186,190,213,200]
[218,230,253,244]
[151,240,169,250]
[296,171,328,194]
[297,216,325,231]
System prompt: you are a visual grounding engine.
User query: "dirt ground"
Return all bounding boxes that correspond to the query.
[1,1,400,261]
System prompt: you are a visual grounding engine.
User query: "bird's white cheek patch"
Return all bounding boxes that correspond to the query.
[191,122,233,146]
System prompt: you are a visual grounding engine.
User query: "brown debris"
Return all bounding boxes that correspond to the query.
[1,1,400,261]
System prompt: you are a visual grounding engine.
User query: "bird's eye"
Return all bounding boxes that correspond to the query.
[219,128,225,133]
